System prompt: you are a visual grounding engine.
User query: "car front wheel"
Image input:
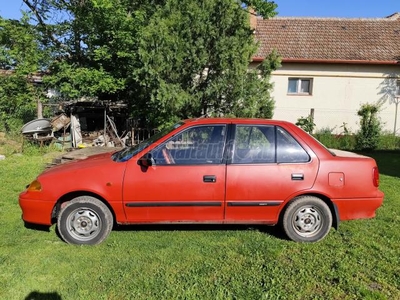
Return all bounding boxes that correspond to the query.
[282,196,332,242]
[57,196,113,245]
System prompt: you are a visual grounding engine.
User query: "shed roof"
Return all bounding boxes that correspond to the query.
[254,13,400,64]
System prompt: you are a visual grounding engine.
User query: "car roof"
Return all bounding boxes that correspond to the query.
[181,117,333,158]
[182,118,292,126]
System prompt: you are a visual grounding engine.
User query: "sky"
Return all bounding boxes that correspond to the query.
[0,0,399,19]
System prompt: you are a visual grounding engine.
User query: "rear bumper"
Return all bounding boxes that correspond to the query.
[332,191,384,221]
[19,193,54,226]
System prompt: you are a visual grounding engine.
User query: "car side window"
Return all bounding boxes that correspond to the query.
[276,127,310,163]
[232,125,275,164]
[232,125,310,164]
[151,125,226,165]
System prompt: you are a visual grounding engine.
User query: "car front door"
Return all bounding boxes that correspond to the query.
[225,125,319,223]
[122,124,227,222]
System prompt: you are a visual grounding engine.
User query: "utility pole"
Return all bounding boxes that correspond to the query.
[394,97,399,135]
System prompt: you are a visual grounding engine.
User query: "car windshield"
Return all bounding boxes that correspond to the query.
[112,122,184,162]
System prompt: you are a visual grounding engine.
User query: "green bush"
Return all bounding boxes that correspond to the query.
[314,127,356,150]
[355,104,381,151]
[314,128,339,148]
[296,115,315,134]
[313,116,400,151]
[378,131,400,150]
[336,134,356,150]
[0,116,25,134]
[314,132,399,151]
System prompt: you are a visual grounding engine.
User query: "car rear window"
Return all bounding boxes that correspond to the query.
[276,127,310,163]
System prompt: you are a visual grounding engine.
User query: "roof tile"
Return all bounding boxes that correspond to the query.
[255,13,400,62]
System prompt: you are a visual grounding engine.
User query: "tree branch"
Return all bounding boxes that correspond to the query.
[23,0,69,52]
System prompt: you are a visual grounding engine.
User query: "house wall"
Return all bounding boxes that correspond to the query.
[256,62,400,134]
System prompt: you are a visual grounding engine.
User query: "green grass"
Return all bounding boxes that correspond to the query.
[1,152,399,299]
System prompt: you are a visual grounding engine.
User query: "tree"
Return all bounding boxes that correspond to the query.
[134,0,280,127]
[23,0,141,100]
[19,0,279,128]
[0,15,49,132]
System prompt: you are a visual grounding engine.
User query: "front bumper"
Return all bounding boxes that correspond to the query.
[19,191,54,225]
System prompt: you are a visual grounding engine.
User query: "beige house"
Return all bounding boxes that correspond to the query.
[252,13,400,134]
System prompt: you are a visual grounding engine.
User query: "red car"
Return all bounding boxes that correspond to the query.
[19,118,384,245]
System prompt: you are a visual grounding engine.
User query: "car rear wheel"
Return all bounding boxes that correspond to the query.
[57,196,113,245]
[282,196,332,242]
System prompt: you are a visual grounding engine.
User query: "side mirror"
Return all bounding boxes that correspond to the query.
[138,153,154,167]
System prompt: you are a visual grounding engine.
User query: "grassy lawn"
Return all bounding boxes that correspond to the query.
[0,151,399,299]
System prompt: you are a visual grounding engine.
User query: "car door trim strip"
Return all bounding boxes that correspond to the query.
[125,201,222,207]
[227,201,282,207]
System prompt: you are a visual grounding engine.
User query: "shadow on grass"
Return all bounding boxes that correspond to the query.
[114,223,288,241]
[358,150,400,178]
[25,291,62,300]
[24,221,51,232]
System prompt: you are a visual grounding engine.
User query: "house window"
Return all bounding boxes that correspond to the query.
[396,80,400,96]
[288,78,313,95]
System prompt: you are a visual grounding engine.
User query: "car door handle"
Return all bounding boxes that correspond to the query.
[203,175,217,183]
[291,173,304,180]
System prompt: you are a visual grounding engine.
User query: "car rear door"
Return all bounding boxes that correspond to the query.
[225,124,319,223]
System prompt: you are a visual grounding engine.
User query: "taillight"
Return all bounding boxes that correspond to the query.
[373,167,379,187]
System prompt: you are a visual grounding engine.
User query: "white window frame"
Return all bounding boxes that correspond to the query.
[287,78,313,95]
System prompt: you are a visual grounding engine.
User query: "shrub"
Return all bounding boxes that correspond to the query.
[313,126,355,150]
[378,131,400,150]
[355,104,381,151]
[296,115,315,134]
[314,127,339,148]
[336,135,356,150]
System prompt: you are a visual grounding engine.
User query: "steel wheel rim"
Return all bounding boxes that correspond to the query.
[66,207,102,241]
[292,205,323,237]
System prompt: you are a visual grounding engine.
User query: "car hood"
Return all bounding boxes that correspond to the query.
[41,151,119,176]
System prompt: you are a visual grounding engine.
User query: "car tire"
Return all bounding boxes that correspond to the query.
[57,196,113,245]
[282,196,332,242]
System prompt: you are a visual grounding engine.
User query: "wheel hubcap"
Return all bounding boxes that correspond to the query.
[292,206,322,237]
[66,208,101,241]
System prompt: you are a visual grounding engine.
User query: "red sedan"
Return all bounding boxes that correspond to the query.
[19,118,384,245]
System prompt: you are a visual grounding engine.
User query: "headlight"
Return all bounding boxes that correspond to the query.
[27,180,42,192]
